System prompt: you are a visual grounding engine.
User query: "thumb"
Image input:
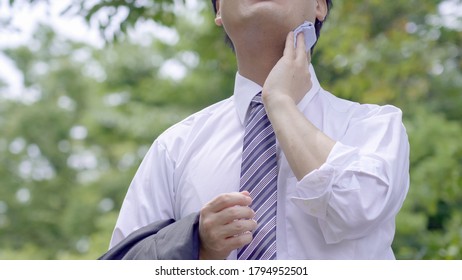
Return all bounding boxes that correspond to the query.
[240,191,251,197]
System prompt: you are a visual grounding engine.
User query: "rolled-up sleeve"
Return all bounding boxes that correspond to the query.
[291,105,410,244]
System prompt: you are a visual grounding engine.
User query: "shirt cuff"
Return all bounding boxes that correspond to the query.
[289,142,358,219]
[290,165,334,219]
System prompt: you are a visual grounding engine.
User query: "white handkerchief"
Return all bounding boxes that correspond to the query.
[293,21,317,52]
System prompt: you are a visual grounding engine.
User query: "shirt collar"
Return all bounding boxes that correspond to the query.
[234,64,321,125]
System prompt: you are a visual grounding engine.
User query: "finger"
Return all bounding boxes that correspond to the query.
[199,217,256,247]
[283,31,295,58]
[220,219,258,238]
[224,231,253,250]
[241,191,250,197]
[306,50,312,64]
[216,205,255,224]
[204,192,252,213]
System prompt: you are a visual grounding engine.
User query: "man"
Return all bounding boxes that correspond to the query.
[108,0,409,260]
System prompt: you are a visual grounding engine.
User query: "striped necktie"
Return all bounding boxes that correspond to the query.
[238,93,278,260]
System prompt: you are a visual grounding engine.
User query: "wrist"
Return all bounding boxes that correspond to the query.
[262,92,295,111]
[262,93,297,118]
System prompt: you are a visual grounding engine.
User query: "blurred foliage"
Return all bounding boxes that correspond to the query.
[1,0,461,259]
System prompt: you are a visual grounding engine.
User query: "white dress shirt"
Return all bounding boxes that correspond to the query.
[110,65,410,259]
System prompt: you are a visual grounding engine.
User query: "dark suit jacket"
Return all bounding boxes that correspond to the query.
[99,213,200,260]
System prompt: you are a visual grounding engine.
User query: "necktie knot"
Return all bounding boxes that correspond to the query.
[246,93,268,128]
[251,93,263,105]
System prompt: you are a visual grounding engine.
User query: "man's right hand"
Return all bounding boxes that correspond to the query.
[199,191,257,260]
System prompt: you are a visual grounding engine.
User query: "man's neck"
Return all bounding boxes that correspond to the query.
[234,38,285,87]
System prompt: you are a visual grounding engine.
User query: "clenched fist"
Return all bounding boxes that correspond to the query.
[199,191,257,260]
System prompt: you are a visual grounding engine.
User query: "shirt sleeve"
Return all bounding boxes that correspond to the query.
[290,105,410,244]
[109,141,176,248]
